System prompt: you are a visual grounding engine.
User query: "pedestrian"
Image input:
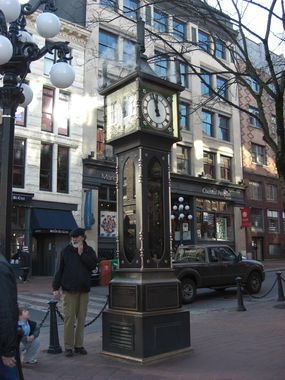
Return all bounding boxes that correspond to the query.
[18,247,30,282]
[0,252,20,380]
[52,228,98,357]
[18,307,40,365]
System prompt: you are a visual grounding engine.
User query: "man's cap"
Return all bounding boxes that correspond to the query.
[22,246,29,252]
[70,228,85,237]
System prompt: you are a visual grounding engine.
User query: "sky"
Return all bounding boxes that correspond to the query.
[208,0,284,55]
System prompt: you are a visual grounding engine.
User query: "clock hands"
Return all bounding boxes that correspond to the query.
[151,93,160,117]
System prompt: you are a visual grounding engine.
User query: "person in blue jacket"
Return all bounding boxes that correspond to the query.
[18,307,40,364]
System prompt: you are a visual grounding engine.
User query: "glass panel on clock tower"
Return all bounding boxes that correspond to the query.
[148,159,164,260]
[123,158,137,263]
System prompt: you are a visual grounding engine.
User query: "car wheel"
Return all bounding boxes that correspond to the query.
[181,278,197,304]
[246,271,262,294]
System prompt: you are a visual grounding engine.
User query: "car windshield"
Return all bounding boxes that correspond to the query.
[174,247,205,263]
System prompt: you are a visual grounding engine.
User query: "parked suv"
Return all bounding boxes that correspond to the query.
[173,244,265,303]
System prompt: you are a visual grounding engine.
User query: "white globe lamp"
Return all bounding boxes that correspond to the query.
[36,12,61,39]
[19,83,33,107]
[50,62,75,88]
[0,35,13,65]
[0,0,21,23]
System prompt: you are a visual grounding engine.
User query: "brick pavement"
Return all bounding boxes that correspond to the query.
[17,260,285,380]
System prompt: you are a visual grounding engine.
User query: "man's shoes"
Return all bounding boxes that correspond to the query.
[74,347,87,355]
[65,349,73,357]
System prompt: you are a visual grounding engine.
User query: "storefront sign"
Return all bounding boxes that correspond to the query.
[240,208,250,228]
[202,187,233,199]
[13,193,33,202]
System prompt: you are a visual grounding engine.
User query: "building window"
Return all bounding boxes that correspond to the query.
[196,198,233,241]
[123,39,136,68]
[40,143,53,191]
[99,30,118,60]
[15,106,26,127]
[217,76,228,99]
[43,50,55,76]
[178,61,188,88]
[13,138,25,188]
[220,156,231,181]
[251,143,266,165]
[266,184,277,201]
[202,110,214,137]
[249,181,262,200]
[41,87,54,132]
[176,145,191,175]
[101,0,117,10]
[198,30,211,52]
[173,18,185,41]
[57,146,69,193]
[57,92,70,136]
[145,5,152,25]
[248,106,261,128]
[123,0,138,19]
[271,115,277,134]
[179,102,190,131]
[267,210,279,233]
[154,52,169,79]
[203,151,215,178]
[201,70,211,96]
[251,208,263,230]
[153,8,168,32]
[247,77,259,92]
[218,114,230,141]
[215,39,226,59]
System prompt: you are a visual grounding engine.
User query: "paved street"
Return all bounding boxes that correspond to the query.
[17,261,285,380]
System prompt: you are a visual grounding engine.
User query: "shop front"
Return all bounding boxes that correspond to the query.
[171,175,245,250]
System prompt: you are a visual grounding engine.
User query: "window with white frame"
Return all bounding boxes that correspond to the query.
[154,52,169,79]
[201,70,212,96]
[249,181,262,200]
[198,30,211,52]
[251,143,266,165]
[267,210,279,233]
[99,30,118,60]
[101,0,117,10]
[247,77,259,92]
[251,208,263,230]
[40,143,53,191]
[57,145,69,193]
[176,145,191,175]
[179,102,190,131]
[44,50,55,76]
[217,76,228,99]
[123,39,136,68]
[145,5,152,25]
[123,0,138,20]
[266,183,277,201]
[271,115,277,134]
[215,39,226,59]
[202,110,214,137]
[203,151,216,178]
[248,106,261,128]
[13,138,26,188]
[173,18,186,41]
[57,92,70,136]
[218,114,230,141]
[220,156,231,181]
[153,8,168,32]
[178,61,188,88]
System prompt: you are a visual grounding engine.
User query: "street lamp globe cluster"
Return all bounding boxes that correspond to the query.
[171,196,193,246]
[0,0,75,260]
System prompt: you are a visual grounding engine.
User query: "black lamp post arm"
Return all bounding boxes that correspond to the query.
[21,0,57,16]
[0,10,8,36]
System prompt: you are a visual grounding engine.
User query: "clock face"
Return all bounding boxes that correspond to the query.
[141,92,171,130]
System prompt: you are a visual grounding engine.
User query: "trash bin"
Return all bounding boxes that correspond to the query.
[99,260,111,286]
[111,259,118,279]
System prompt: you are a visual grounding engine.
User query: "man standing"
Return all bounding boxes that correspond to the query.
[0,252,20,380]
[52,228,98,357]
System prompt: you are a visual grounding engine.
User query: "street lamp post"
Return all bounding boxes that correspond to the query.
[171,196,193,247]
[0,0,75,260]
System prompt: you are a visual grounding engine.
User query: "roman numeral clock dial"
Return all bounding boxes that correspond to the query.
[141,92,171,130]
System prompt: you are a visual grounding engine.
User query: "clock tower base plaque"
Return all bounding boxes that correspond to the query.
[102,271,191,362]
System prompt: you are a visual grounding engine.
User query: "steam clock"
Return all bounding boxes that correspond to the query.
[100,20,191,362]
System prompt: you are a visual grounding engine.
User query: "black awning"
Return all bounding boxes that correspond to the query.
[31,208,77,233]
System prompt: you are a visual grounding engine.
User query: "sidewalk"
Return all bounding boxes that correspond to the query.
[17,261,285,380]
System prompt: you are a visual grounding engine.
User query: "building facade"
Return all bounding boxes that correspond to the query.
[2,13,90,275]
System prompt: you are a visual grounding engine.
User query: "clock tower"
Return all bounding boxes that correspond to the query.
[100,18,191,362]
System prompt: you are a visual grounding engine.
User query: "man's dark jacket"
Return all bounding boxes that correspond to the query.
[0,254,18,357]
[52,242,98,292]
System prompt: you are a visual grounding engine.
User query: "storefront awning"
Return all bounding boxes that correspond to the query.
[31,208,77,233]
